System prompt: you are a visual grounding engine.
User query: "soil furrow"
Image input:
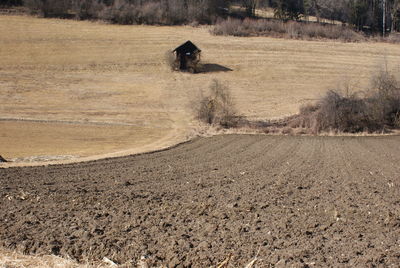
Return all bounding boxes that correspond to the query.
[1,135,399,267]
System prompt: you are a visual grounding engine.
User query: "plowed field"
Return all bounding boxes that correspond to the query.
[1,135,400,267]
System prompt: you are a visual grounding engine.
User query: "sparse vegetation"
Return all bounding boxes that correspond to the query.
[164,50,177,70]
[0,247,115,268]
[204,67,400,135]
[197,80,240,128]
[290,68,400,133]
[213,17,364,41]
[0,247,259,268]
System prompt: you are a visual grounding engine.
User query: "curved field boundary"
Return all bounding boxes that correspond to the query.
[0,126,189,168]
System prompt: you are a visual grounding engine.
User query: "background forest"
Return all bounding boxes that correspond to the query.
[1,0,400,35]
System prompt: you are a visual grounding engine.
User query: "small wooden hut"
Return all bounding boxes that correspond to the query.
[172,41,201,73]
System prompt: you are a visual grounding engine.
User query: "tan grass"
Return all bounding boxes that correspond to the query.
[0,248,111,268]
[0,248,261,268]
[1,15,400,163]
[0,121,170,160]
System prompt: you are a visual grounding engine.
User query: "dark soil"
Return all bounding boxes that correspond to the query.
[1,135,400,267]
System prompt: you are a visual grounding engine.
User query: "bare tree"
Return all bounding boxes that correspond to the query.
[241,0,258,17]
[389,0,400,32]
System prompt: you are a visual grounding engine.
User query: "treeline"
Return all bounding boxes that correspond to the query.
[21,0,228,24]
[2,0,400,34]
[0,0,23,6]
[247,0,400,34]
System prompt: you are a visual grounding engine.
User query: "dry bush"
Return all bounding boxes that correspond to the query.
[299,22,364,42]
[212,18,364,42]
[316,90,371,133]
[164,50,177,70]
[288,103,320,133]
[368,69,400,129]
[297,90,380,133]
[281,126,293,135]
[293,68,400,133]
[386,33,400,43]
[212,17,249,36]
[196,80,240,128]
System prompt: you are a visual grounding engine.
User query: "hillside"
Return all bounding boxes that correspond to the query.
[1,15,400,162]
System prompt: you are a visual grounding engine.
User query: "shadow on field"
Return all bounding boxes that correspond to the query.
[198,63,233,73]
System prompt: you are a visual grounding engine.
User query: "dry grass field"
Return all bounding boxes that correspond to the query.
[0,121,170,161]
[1,15,400,163]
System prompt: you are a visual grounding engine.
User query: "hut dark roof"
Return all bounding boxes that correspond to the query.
[173,41,201,55]
[0,155,7,162]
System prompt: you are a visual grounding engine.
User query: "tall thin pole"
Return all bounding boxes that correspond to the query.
[383,0,386,36]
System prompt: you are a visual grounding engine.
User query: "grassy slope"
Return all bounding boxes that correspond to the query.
[1,15,400,160]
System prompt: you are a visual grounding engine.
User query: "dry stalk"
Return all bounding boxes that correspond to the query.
[216,254,232,268]
[244,257,257,268]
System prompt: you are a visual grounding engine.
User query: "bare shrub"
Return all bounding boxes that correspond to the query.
[289,103,320,133]
[292,91,370,134]
[387,33,400,43]
[294,68,400,134]
[165,50,177,70]
[281,126,293,135]
[316,90,372,133]
[197,80,239,128]
[212,18,364,42]
[368,69,400,129]
[212,17,250,36]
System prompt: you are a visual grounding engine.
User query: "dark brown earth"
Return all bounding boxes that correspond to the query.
[1,135,400,267]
